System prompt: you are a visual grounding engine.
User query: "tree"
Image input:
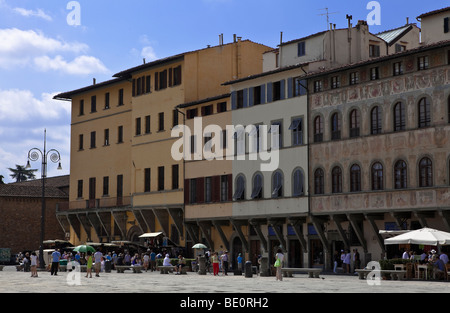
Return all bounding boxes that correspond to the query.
[8,165,37,182]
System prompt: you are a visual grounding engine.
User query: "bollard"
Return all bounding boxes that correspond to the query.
[245,261,253,278]
[198,256,206,275]
[260,257,270,276]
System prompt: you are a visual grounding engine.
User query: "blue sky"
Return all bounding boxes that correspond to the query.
[0,0,444,183]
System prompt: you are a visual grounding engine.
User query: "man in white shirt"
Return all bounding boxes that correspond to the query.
[94,249,103,277]
[402,250,409,260]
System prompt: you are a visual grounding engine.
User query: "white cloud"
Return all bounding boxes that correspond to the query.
[34,55,109,75]
[13,7,52,21]
[141,46,158,62]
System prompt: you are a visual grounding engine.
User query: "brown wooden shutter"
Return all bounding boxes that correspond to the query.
[197,177,204,204]
[169,68,173,87]
[184,179,190,204]
[155,72,159,91]
[227,174,232,201]
[212,175,220,202]
[132,79,136,97]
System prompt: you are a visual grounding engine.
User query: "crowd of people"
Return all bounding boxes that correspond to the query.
[193,250,253,276]
[333,249,361,274]
[402,249,449,280]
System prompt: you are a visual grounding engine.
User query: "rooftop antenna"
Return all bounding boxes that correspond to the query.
[318,8,339,30]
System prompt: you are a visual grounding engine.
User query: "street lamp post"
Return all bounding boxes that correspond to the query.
[26,129,62,269]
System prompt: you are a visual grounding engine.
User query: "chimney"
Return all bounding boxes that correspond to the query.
[280,31,283,45]
[93,78,96,85]
[219,33,223,46]
[233,34,237,43]
[143,58,146,64]
[406,17,409,24]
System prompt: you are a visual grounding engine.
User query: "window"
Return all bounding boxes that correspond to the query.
[118,89,124,106]
[314,169,324,195]
[418,97,431,128]
[78,134,84,150]
[331,113,341,140]
[370,67,379,80]
[90,131,96,149]
[172,164,179,189]
[118,126,124,143]
[79,100,84,115]
[100,177,108,197]
[217,102,227,113]
[314,116,323,143]
[292,169,304,197]
[145,115,151,134]
[158,112,165,131]
[393,62,403,76]
[298,41,306,57]
[220,175,228,201]
[237,90,244,109]
[395,44,406,53]
[205,177,212,203]
[155,70,167,91]
[248,173,262,199]
[144,168,151,192]
[394,102,405,131]
[104,92,110,109]
[371,162,384,191]
[187,108,198,119]
[314,80,322,93]
[445,17,449,33]
[394,160,407,189]
[171,65,182,86]
[117,175,123,198]
[419,157,433,187]
[350,164,361,192]
[271,171,283,198]
[294,78,307,96]
[270,121,282,149]
[369,44,380,57]
[234,175,245,201]
[290,118,303,146]
[448,95,450,123]
[104,129,109,146]
[91,95,97,113]
[349,109,360,138]
[158,166,164,191]
[331,76,340,89]
[331,167,342,194]
[418,56,429,70]
[371,106,382,135]
[135,117,141,136]
[350,72,359,85]
[202,105,213,116]
[253,86,262,105]
[77,180,83,198]
[273,81,282,101]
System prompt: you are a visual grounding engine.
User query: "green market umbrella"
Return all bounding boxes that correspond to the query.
[73,245,95,253]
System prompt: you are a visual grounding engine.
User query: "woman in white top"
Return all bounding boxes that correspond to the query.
[30,252,38,278]
[275,248,284,281]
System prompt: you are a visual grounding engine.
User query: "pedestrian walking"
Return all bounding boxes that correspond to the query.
[221,251,229,275]
[237,253,243,272]
[50,249,61,275]
[212,252,220,276]
[30,251,38,278]
[94,249,103,277]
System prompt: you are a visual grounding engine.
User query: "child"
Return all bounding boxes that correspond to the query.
[85,251,93,278]
[30,252,38,278]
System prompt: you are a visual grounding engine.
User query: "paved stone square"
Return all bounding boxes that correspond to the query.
[0,265,449,294]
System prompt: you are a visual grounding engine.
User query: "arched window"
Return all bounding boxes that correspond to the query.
[271,171,283,198]
[331,166,342,193]
[419,157,433,187]
[394,102,405,131]
[371,162,384,191]
[350,164,361,192]
[331,113,341,140]
[314,168,324,195]
[251,173,263,199]
[418,97,431,128]
[292,169,304,197]
[394,160,407,189]
[233,175,245,200]
[314,116,323,143]
[371,106,382,135]
[349,109,360,138]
